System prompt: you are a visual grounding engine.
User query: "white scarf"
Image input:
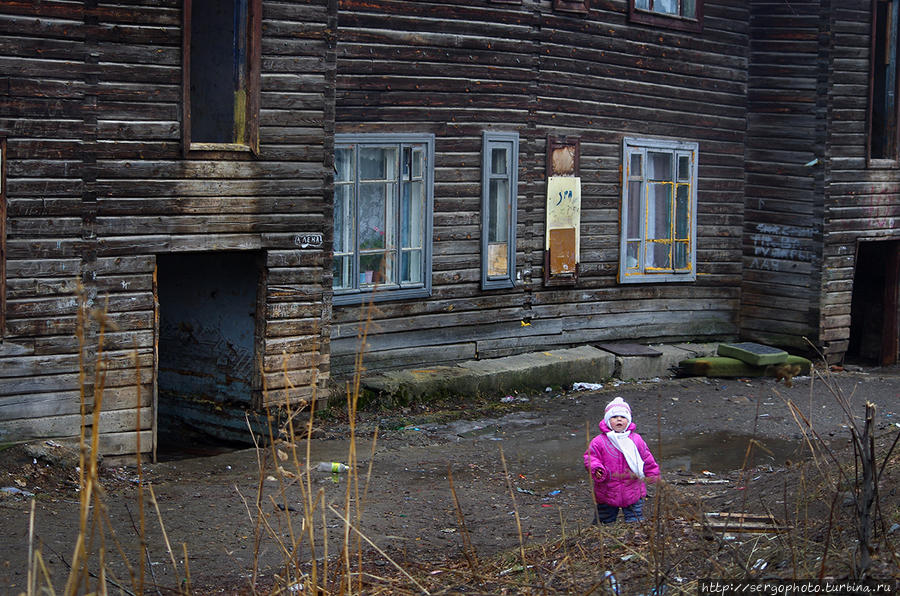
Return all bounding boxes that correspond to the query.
[606,430,645,479]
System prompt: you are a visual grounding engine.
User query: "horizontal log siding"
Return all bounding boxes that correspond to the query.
[332,0,748,374]
[740,0,826,350]
[0,3,92,446]
[0,1,332,455]
[820,2,900,362]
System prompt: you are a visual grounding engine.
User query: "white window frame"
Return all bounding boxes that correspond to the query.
[333,133,434,305]
[481,131,518,290]
[619,137,698,284]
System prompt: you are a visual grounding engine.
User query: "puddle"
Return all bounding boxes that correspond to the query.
[654,432,806,473]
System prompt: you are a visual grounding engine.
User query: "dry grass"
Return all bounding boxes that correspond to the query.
[19,292,900,594]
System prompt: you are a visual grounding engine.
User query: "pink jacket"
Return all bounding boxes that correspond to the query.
[583,420,660,508]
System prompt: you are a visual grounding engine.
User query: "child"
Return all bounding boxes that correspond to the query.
[583,396,660,523]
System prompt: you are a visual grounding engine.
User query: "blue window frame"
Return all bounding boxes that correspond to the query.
[620,137,698,284]
[482,131,519,290]
[333,133,434,305]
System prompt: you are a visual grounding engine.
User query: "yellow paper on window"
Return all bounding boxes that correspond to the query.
[488,242,508,277]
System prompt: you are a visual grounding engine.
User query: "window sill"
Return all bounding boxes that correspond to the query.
[333,286,431,306]
[867,158,900,169]
[619,271,696,284]
[190,142,252,152]
[482,277,516,291]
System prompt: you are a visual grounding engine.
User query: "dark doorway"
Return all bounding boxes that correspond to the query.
[156,251,263,456]
[848,240,900,365]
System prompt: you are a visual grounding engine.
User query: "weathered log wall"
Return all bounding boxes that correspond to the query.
[331,0,748,375]
[0,0,333,456]
[820,1,900,362]
[741,0,826,350]
[743,0,900,364]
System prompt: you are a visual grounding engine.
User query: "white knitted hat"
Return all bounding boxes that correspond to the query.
[603,396,632,426]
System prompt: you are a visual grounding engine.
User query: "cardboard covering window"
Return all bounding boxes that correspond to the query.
[546,177,581,279]
[545,136,581,286]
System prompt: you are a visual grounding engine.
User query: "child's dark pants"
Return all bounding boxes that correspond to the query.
[595,498,644,524]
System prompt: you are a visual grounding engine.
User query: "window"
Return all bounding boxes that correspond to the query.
[482,132,518,290]
[869,0,900,162]
[629,0,703,32]
[619,137,698,283]
[182,0,261,154]
[333,134,434,305]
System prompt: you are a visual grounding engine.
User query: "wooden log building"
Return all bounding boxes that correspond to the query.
[0,0,898,458]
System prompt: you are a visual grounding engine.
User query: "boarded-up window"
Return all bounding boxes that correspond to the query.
[629,0,703,32]
[620,137,698,284]
[0,138,5,336]
[333,134,434,305]
[482,131,519,290]
[870,0,900,161]
[183,0,261,154]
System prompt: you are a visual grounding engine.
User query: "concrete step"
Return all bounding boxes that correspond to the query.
[356,342,720,406]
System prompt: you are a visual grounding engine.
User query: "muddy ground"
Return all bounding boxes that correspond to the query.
[1,366,899,594]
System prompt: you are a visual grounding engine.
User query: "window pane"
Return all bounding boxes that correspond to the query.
[411,146,424,179]
[359,147,396,180]
[491,147,508,175]
[402,249,423,284]
[648,243,671,269]
[401,180,424,250]
[627,181,642,238]
[647,152,673,180]
[673,241,688,269]
[359,183,389,251]
[635,0,649,8]
[333,256,352,290]
[489,179,509,243]
[360,253,388,286]
[648,183,672,240]
[675,184,690,239]
[334,184,354,253]
[682,0,696,17]
[335,147,354,182]
[626,241,640,269]
[630,152,642,177]
[653,0,678,14]
[677,155,690,181]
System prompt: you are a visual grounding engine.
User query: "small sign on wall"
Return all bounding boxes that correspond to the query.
[293,233,323,249]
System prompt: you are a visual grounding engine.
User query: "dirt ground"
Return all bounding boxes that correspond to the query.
[1,366,899,594]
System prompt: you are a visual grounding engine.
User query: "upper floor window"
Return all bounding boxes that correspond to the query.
[183,0,261,154]
[482,132,518,290]
[619,137,698,284]
[629,0,703,32]
[333,134,434,305]
[870,0,900,163]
